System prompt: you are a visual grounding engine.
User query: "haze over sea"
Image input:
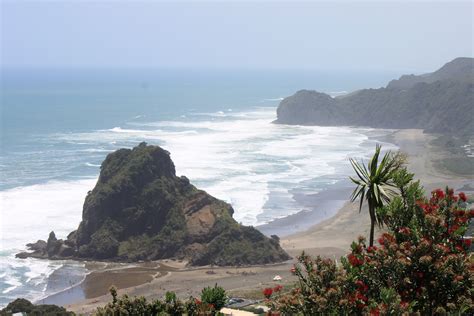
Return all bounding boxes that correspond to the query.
[0,68,398,307]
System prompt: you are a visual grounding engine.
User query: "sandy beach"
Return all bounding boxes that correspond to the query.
[63,129,473,314]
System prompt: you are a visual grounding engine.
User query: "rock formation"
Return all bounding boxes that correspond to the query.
[276,57,474,136]
[17,143,290,266]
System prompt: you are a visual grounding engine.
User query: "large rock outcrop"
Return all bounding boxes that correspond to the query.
[276,57,474,136]
[17,143,290,266]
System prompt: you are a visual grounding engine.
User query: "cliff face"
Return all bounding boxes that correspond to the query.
[18,143,290,266]
[276,57,474,136]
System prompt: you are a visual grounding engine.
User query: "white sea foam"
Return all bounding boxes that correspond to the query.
[80,148,111,153]
[262,97,284,101]
[0,179,95,305]
[2,272,21,294]
[107,127,147,133]
[85,162,101,167]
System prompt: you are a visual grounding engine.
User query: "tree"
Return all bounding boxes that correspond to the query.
[349,145,401,246]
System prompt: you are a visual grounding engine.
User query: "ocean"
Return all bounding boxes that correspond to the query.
[0,68,398,307]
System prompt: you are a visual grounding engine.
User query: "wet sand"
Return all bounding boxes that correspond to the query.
[64,129,473,314]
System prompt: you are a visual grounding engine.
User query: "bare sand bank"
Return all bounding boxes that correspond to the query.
[65,129,473,314]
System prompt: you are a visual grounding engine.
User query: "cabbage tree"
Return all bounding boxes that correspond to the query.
[350,145,401,246]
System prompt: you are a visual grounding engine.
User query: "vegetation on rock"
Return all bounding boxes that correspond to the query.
[0,298,73,316]
[17,143,289,266]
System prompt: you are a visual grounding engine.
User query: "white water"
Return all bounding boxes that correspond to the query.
[0,180,93,305]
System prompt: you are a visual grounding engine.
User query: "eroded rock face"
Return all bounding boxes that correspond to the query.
[17,143,290,266]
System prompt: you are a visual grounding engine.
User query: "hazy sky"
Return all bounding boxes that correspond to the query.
[1,1,472,72]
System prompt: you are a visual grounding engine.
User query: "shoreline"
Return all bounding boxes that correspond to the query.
[47,129,474,314]
[281,129,473,256]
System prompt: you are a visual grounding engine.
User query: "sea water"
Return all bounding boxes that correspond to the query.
[0,68,398,307]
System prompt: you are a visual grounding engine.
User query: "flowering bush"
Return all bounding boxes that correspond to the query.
[267,184,473,315]
[267,253,351,314]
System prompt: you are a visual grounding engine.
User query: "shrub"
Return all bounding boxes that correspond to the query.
[94,286,224,315]
[201,284,227,313]
[95,287,186,315]
[0,298,74,315]
[267,186,474,315]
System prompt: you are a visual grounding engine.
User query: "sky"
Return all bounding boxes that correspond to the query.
[1,1,473,72]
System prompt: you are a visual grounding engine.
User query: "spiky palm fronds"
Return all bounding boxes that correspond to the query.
[349,144,401,245]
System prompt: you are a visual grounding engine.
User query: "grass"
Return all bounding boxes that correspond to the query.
[431,135,474,176]
[435,157,474,176]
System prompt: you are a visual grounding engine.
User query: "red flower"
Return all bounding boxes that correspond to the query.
[448,224,460,234]
[459,192,467,202]
[457,217,468,224]
[398,227,411,235]
[355,280,368,292]
[355,292,368,302]
[378,236,385,246]
[348,253,363,266]
[263,287,273,298]
[470,210,474,217]
[464,238,472,248]
[378,233,395,246]
[273,285,283,292]
[400,301,409,309]
[367,245,378,253]
[370,307,381,316]
[290,267,296,274]
[415,271,424,279]
[195,299,201,305]
[433,188,445,199]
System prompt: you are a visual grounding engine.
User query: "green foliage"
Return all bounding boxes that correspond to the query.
[379,168,425,232]
[201,284,227,312]
[79,219,122,259]
[350,145,403,246]
[436,157,474,176]
[0,298,74,316]
[193,223,289,266]
[95,288,186,316]
[94,286,223,315]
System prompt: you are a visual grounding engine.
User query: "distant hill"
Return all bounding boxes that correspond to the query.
[276,57,474,136]
[17,143,290,266]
